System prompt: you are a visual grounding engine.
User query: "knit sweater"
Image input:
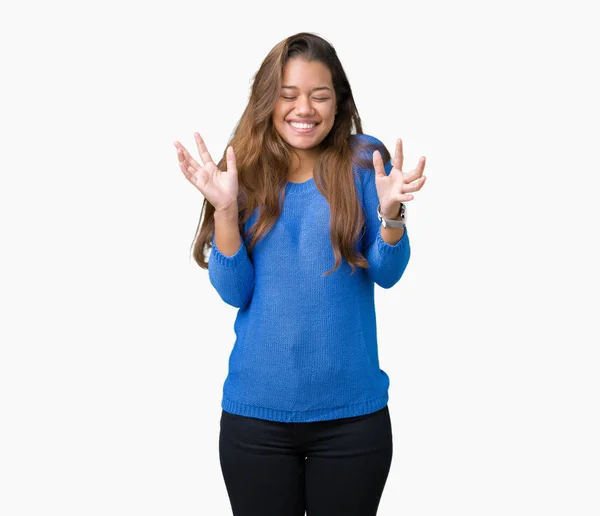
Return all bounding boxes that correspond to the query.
[208,133,411,423]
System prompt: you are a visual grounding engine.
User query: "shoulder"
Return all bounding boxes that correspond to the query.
[351,132,385,153]
[350,133,392,181]
[351,132,385,145]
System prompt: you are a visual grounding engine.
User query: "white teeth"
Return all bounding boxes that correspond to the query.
[289,122,316,129]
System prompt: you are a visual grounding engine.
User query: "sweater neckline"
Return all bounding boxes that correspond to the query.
[285,176,315,195]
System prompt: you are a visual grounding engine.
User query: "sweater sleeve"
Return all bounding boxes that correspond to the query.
[208,234,255,309]
[361,143,411,289]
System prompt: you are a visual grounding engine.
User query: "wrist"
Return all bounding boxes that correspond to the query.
[380,203,403,220]
[214,201,239,220]
[377,203,406,229]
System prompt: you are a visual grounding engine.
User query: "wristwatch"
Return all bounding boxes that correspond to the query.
[377,203,406,229]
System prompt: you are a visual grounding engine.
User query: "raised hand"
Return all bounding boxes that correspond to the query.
[373,138,427,218]
[174,132,239,212]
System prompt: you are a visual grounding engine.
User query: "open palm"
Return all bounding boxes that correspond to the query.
[373,138,427,218]
[174,132,239,212]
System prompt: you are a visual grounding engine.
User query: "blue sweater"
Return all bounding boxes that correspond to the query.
[208,134,411,423]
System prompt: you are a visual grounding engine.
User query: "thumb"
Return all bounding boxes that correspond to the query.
[226,145,238,175]
[373,150,386,179]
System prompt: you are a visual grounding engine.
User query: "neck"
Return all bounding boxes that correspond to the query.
[290,147,320,177]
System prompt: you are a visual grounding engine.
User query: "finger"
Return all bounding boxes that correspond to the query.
[175,142,202,170]
[404,156,426,183]
[225,145,238,176]
[372,150,386,179]
[406,171,427,187]
[178,153,199,183]
[194,132,215,166]
[402,175,426,193]
[394,138,404,172]
[174,144,200,183]
[174,142,186,165]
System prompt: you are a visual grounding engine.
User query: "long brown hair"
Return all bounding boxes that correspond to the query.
[191,31,391,276]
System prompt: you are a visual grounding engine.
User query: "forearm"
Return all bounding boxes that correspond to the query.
[365,203,409,288]
[380,224,405,246]
[213,203,242,257]
[364,228,410,288]
[209,202,255,308]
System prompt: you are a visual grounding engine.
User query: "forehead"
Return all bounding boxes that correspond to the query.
[281,58,333,89]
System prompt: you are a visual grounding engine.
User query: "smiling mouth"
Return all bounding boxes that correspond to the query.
[287,121,319,133]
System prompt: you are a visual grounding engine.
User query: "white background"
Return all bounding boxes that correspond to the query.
[1,0,598,514]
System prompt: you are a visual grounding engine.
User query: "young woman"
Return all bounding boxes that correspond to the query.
[174,32,427,516]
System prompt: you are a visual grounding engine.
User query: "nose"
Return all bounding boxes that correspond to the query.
[294,95,315,116]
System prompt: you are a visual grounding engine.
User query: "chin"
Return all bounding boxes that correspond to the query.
[286,137,323,150]
[284,127,332,147]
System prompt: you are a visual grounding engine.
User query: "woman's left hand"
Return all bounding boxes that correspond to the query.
[373,138,427,218]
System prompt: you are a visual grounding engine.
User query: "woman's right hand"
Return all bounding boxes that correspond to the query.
[174,132,239,212]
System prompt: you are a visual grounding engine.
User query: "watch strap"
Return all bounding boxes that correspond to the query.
[377,203,406,229]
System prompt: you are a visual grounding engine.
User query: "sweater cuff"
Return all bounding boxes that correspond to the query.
[376,225,409,254]
[211,235,249,267]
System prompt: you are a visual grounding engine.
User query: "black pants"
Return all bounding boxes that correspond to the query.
[219,404,393,516]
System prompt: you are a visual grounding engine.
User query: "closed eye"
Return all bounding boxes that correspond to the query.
[281,96,330,101]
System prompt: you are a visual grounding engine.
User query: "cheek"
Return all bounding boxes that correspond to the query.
[274,109,288,127]
[273,101,288,116]
[321,105,335,118]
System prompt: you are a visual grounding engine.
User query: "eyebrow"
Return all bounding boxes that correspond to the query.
[281,85,333,92]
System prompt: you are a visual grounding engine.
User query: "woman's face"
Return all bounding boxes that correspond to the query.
[273,57,337,154]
